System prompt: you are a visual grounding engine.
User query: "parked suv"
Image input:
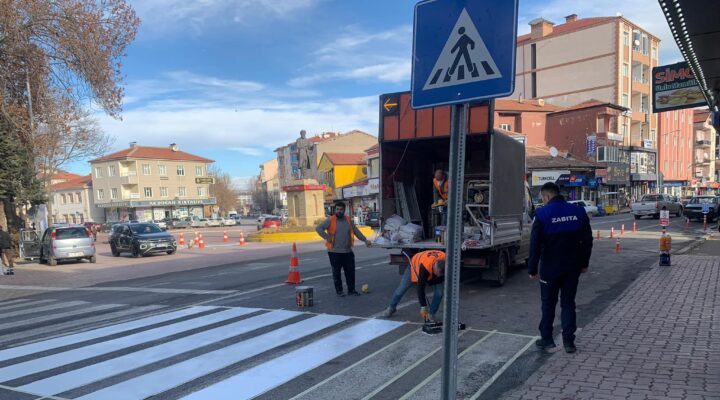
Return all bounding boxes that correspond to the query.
[110,223,177,258]
[35,225,96,266]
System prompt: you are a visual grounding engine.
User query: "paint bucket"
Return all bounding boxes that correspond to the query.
[295,286,313,308]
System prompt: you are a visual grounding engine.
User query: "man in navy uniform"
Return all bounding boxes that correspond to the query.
[529,182,593,353]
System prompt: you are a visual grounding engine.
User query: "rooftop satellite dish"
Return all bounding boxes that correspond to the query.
[634,39,641,46]
[549,147,559,158]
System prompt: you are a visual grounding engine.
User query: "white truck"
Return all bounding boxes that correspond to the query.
[631,194,683,220]
[374,92,533,286]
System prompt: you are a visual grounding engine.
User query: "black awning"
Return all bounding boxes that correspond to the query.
[659,0,720,112]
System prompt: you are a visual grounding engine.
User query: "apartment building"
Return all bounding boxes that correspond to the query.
[89,143,216,222]
[258,158,287,212]
[512,14,660,197]
[275,130,377,187]
[657,109,695,196]
[48,175,105,224]
[693,109,719,194]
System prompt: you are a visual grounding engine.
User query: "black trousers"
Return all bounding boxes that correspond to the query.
[539,271,580,342]
[328,252,356,294]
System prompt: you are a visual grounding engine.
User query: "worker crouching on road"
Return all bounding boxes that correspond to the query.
[316,202,371,297]
[411,250,446,321]
[529,182,593,354]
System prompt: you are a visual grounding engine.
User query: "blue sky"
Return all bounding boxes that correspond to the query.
[65,0,681,186]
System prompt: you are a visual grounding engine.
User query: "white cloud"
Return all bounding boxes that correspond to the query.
[132,0,322,33]
[518,1,681,63]
[289,25,413,87]
[231,147,265,156]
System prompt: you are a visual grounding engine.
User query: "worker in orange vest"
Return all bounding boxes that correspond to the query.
[410,250,446,321]
[316,202,371,297]
[433,169,449,225]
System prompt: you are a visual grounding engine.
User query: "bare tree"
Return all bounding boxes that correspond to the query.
[208,166,238,216]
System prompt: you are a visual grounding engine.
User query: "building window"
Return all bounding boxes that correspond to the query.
[142,164,151,175]
[664,160,669,172]
[621,94,629,107]
[665,135,669,145]
[499,123,512,131]
[531,72,537,98]
[97,189,104,200]
[197,187,206,197]
[622,124,629,136]
[622,63,629,77]
[110,188,118,200]
[673,161,677,174]
[681,113,685,123]
[674,112,678,121]
[673,136,677,147]
[632,30,641,51]
[652,46,658,60]
[177,165,185,176]
[641,34,649,55]
[60,194,66,204]
[160,187,168,197]
[623,31,630,46]
[158,165,167,176]
[530,43,537,69]
[76,193,82,203]
[178,186,187,197]
[108,165,116,177]
[95,167,103,178]
[195,166,204,176]
[143,187,153,197]
[651,128,656,142]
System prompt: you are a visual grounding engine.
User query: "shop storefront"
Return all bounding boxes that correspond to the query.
[98,198,216,222]
[629,149,658,201]
[529,170,599,203]
[342,178,379,219]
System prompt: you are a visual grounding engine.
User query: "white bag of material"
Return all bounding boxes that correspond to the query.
[399,223,423,236]
[383,214,407,231]
[374,236,391,245]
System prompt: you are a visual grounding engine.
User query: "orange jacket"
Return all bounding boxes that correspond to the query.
[410,250,446,283]
[433,178,449,201]
[325,215,354,250]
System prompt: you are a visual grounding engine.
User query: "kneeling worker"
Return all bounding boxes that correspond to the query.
[411,250,446,321]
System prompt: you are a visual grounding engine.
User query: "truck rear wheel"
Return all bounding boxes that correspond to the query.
[490,249,509,287]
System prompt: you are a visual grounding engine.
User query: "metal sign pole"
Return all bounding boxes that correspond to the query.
[441,103,468,399]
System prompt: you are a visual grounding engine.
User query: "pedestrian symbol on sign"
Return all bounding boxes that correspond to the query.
[424,8,501,90]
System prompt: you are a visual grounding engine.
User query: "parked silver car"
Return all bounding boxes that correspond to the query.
[36,225,96,266]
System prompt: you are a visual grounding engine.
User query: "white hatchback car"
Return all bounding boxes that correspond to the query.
[568,200,599,218]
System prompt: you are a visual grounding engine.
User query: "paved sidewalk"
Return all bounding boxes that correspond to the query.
[503,254,720,400]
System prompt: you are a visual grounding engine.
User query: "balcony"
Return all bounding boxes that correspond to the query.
[606,132,624,142]
[696,139,711,147]
[696,158,711,165]
[120,173,138,184]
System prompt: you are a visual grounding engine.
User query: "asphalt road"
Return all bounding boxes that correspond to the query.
[0,212,712,400]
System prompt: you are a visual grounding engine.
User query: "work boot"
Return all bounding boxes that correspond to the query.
[381,307,396,318]
[347,291,361,296]
[535,338,556,350]
[563,339,577,354]
[336,291,346,297]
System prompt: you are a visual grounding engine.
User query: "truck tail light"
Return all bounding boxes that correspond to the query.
[656,202,660,209]
[51,231,56,240]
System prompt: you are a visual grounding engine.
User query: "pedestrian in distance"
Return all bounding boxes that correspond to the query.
[529,182,593,353]
[316,202,371,297]
[0,226,15,275]
[382,250,445,321]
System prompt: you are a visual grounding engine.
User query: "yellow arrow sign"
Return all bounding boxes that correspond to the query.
[383,98,398,112]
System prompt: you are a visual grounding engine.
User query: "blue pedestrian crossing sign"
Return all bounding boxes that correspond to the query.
[702,203,710,214]
[411,0,519,109]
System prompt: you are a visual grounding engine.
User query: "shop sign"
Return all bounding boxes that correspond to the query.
[194,177,215,184]
[606,163,630,185]
[557,174,586,187]
[586,136,597,157]
[643,140,654,149]
[96,198,217,208]
[652,61,707,113]
[531,170,570,187]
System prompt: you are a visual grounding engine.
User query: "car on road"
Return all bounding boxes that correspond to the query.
[631,194,683,219]
[168,217,193,229]
[31,225,97,266]
[191,218,209,228]
[110,223,177,258]
[221,217,236,226]
[151,220,167,230]
[259,217,282,230]
[568,200,599,218]
[365,211,380,228]
[684,196,720,222]
[207,218,223,227]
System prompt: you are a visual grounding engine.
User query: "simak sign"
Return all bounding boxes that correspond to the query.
[652,61,707,112]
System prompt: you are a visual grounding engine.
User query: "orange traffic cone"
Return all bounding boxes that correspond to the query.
[223,231,229,243]
[285,243,303,284]
[633,222,637,233]
[238,230,246,246]
[609,227,614,239]
[621,224,625,236]
[596,230,601,241]
[199,233,205,249]
[178,233,185,246]
[615,238,621,254]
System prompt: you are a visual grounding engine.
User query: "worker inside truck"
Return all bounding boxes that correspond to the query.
[432,169,449,225]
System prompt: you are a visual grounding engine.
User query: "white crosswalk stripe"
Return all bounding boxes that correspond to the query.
[0,299,535,400]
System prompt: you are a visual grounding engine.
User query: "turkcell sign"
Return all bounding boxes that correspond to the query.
[531,170,570,187]
[411,0,519,109]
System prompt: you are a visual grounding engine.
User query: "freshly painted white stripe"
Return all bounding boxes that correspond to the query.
[370,261,387,266]
[0,298,32,307]
[183,319,403,400]
[0,306,216,362]
[0,301,87,319]
[0,300,55,312]
[20,310,300,396]
[467,337,537,400]
[0,285,236,295]
[0,306,164,346]
[0,307,255,381]
[77,314,350,400]
[288,329,421,400]
[0,304,124,331]
[398,331,498,400]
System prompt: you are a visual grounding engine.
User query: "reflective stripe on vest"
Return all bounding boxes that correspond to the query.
[410,250,446,283]
[433,178,449,201]
[325,215,354,250]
